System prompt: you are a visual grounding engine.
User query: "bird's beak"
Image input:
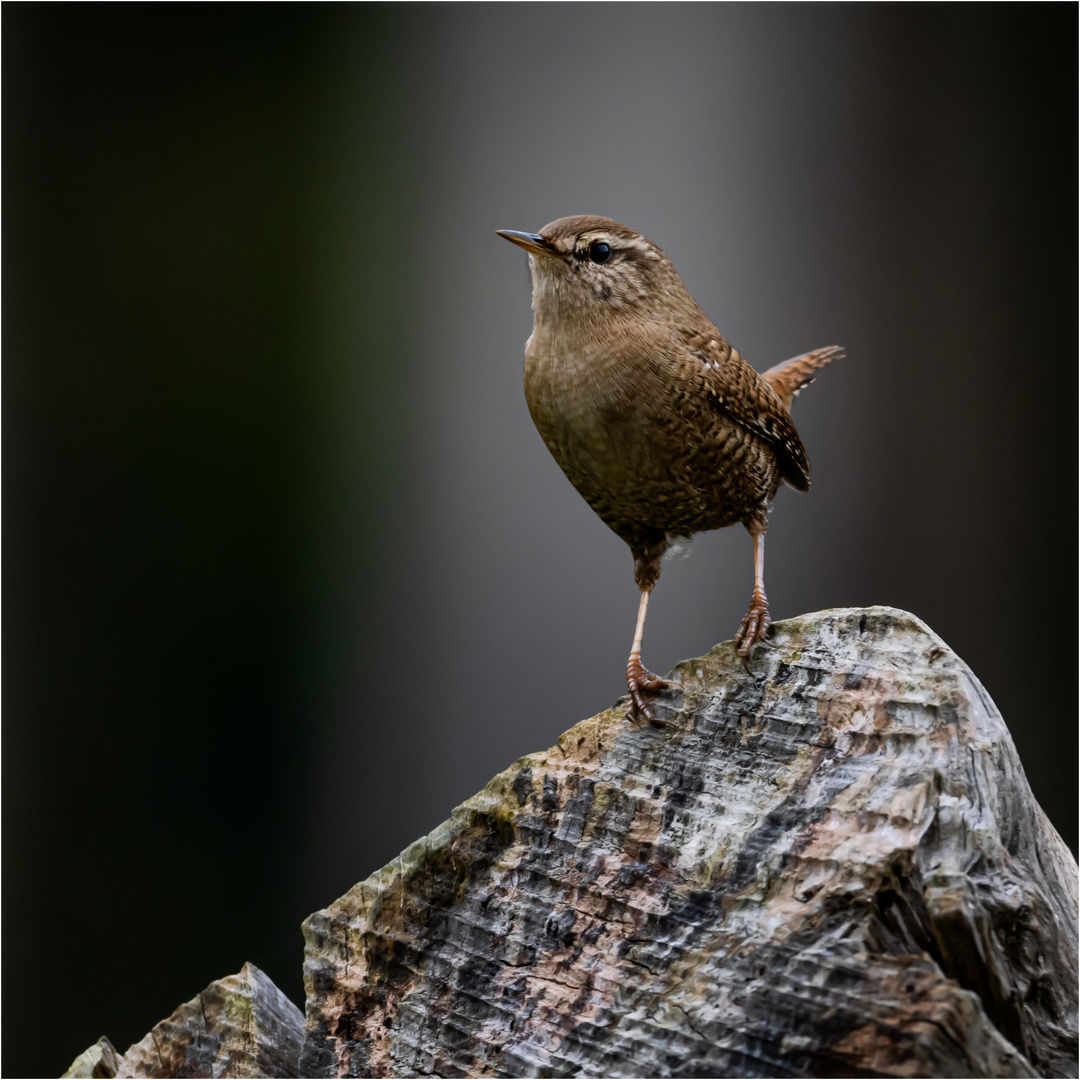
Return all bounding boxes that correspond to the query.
[496,230,555,257]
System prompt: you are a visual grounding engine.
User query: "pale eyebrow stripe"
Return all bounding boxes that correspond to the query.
[576,233,656,259]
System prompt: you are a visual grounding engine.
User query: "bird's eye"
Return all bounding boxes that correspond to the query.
[588,242,611,264]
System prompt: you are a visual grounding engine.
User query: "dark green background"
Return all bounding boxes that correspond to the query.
[4,5,1075,1076]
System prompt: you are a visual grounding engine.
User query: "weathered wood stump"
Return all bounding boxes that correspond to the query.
[66,608,1078,1079]
[64,963,305,1079]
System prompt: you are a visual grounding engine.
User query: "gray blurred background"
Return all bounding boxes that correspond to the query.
[4,4,1075,1075]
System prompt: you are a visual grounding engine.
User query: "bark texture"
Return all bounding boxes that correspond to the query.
[103,962,302,1078]
[63,607,1078,1079]
[300,607,1077,1079]
[64,1037,123,1079]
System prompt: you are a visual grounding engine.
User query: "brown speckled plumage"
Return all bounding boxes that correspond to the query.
[499,214,842,722]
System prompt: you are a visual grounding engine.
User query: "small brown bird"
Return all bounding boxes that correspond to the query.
[498,215,841,724]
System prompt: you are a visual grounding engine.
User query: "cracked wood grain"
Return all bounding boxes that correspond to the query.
[93,963,303,1078]
[64,607,1077,1079]
[300,607,1077,1079]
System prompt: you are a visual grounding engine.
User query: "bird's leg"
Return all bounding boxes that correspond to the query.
[734,530,771,671]
[626,589,676,726]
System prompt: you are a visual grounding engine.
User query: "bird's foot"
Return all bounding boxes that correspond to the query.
[735,595,772,674]
[626,658,678,727]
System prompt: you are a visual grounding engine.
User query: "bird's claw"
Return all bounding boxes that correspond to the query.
[735,596,772,673]
[626,658,678,727]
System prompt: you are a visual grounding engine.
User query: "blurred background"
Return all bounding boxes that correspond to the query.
[4,4,1075,1074]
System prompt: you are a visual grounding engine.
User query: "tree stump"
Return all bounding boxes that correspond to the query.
[66,963,305,1079]
[67,608,1079,1079]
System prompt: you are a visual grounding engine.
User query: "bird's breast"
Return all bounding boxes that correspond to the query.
[521,320,779,534]
[524,328,638,470]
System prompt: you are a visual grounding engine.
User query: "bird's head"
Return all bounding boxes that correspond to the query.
[497,215,688,322]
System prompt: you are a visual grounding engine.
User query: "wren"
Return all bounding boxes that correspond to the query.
[498,215,842,725]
